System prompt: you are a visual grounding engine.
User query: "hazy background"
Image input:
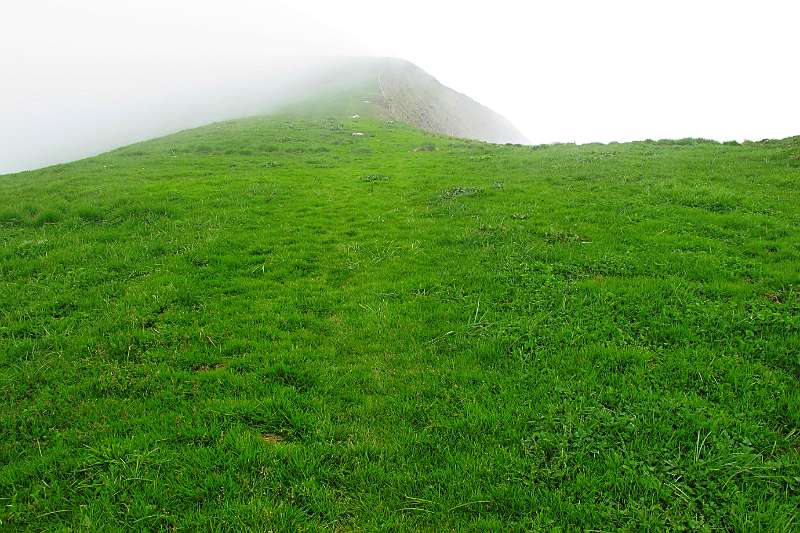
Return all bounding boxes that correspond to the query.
[2,0,799,174]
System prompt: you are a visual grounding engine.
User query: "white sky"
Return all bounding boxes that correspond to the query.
[2,0,799,173]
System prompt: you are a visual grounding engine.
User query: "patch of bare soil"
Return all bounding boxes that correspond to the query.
[260,433,286,444]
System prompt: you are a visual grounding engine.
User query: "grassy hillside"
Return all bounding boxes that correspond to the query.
[1,116,799,530]
[278,58,529,144]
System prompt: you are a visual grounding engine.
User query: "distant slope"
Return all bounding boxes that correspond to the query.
[0,56,526,175]
[279,57,529,144]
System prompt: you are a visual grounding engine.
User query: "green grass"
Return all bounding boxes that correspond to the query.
[1,115,799,530]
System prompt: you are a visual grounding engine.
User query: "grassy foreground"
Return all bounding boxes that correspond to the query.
[1,116,799,530]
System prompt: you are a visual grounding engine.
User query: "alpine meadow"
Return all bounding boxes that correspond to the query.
[1,59,799,531]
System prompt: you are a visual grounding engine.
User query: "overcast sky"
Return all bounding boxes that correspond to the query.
[2,0,799,174]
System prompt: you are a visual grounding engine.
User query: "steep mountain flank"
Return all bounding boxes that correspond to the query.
[373,59,528,144]
[281,57,529,144]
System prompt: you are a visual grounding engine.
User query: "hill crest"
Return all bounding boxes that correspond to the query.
[279,57,529,144]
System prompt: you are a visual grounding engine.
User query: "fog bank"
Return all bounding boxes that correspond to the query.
[3,0,799,174]
[0,1,362,174]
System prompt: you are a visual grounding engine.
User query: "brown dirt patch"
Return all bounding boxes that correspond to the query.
[193,362,227,372]
[260,433,286,444]
[766,292,783,304]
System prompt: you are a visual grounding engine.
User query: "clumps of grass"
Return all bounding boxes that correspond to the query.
[114,204,176,224]
[667,185,739,213]
[575,152,615,163]
[224,399,306,443]
[192,362,227,372]
[119,149,146,157]
[441,186,480,200]
[414,143,437,152]
[286,146,329,155]
[307,160,335,168]
[223,148,256,156]
[262,161,283,169]
[362,174,390,182]
[34,209,61,226]
[544,228,586,244]
[263,363,313,391]
[656,138,720,146]
[15,239,50,258]
[322,119,344,131]
[0,208,22,226]
[50,301,77,319]
[188,254,210,267]
[76,206,106,223]
[4,205,60,227]
[289,146,330,154]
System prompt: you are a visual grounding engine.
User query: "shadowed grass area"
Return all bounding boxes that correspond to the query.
[1,116,798,530]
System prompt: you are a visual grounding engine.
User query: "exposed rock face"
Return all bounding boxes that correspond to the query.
[283,57,529,145]
[372,58,529,144]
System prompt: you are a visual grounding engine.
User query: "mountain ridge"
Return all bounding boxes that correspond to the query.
[371,58,529,144]
[276,57,529,145]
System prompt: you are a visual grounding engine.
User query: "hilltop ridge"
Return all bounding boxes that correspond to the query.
[278,57,529,144]
[0,56,528,175]
[373,58,529,144]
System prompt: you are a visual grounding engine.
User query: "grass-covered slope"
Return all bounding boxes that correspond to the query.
[279,58,529,144]
[1,116,799,530]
